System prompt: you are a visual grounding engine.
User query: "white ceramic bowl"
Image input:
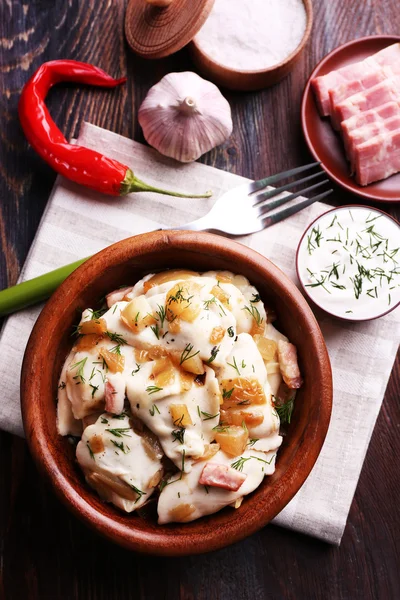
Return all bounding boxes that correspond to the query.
[296,205,400,322]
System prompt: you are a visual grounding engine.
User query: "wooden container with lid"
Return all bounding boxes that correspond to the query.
[125,0,313,91]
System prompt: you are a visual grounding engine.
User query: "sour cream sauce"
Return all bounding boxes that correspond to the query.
[297,207,400,320]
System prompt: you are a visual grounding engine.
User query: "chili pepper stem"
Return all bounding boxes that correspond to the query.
[121,169,212,198]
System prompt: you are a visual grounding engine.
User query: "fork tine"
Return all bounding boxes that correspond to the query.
[261,189,334,229]
[256,179,330,216]
[249,161,321,192]
[252,170,326,205]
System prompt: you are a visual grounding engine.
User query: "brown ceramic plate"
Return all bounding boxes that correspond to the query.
[21,231,332,556]
[302,35,400,203]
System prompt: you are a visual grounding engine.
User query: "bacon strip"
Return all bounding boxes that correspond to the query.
[311,43,400,117]
[346,115,400,168]
[277,340,302,389]
[354,128,400,186]
[199,462,247,492]
[104,377,125,414]
[341,101,400,155]
[333,75,400,129]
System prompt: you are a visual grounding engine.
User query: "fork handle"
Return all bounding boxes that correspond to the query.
[164,214,212,232]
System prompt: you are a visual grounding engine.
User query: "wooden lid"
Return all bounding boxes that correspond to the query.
[125,0,215,59]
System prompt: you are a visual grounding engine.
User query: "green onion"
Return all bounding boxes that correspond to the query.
[0,257,90,317]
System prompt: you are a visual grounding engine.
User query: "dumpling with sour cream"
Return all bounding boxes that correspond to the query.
[76,412,163,512]
[57,351,83,436]
[65,338,137,419]
[102,276,237,368]
[217,333,282,452]
[201,271,267,335]
[126,362,221,472]
[157,448,276,524]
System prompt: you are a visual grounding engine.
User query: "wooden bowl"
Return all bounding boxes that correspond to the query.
[190,0,313,91]
[21,231,332,556]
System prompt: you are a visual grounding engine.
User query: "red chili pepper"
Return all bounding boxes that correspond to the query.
[18,60,211,198]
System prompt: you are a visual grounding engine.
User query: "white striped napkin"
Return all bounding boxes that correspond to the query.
[0,122,398,545]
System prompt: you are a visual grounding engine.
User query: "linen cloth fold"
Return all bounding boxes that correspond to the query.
[0,122,398,545]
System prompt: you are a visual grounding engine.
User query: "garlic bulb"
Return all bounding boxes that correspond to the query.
[138,72,233,163]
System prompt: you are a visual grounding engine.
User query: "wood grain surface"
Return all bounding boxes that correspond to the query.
[0,0,399,598]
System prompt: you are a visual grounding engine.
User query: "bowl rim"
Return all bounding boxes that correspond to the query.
[296,204,400,322]
[191,0,313,76]
[21,230,332,555]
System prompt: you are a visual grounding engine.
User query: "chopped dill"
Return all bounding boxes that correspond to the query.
[146,386,163,395]
[86,442,95,460]
[243,304,263,326]
[89,384,99,398]
[273,394,295,424]
[109,344,121,355]
[222,388,234,400]
[248,438,259,447]
[149,404,160,416]
[231,456,250,472]
[71,357,87,383]
[150,323,160,339]
[226,356,241,376]
[207,346,219,364]
[203,297,217,310]
[111,440,130,454]
[105,331,127,345]
[180,343,200,365]
[156,304,166,327]
[131,363,141,375]
[128,483,146,503]
[200,411,219,421]
[106,428,131,438]
[171,428,185,444]
[88,307,107,320]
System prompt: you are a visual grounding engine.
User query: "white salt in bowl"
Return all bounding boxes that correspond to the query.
[191,0,313,91]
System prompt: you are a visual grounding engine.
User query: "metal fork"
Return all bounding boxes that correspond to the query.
[169,162,333,236]
[0,162,333,317]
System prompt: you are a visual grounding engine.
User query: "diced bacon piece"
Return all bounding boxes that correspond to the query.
[277,340,302,389]
[354,128,400,185]
[311,43,400,116]
[104,374,125,414]
[106,287,134,308]
[334,76,400,128]
[346,115,400,168]
[329,66,399,129]
[341,102,400,157]
[199,462,247,492]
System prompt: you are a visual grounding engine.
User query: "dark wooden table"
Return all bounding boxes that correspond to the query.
[1,1,399,598]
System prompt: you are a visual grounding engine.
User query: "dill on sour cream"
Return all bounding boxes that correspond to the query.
[297,207,400,321]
